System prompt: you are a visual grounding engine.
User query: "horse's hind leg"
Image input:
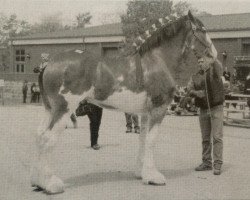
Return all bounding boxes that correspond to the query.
[140,105,168,185]
[31,102,69,194]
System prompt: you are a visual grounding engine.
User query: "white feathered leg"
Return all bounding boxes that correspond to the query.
[141,123,166,185]
[31,112,69,194]
[141,105,168,185]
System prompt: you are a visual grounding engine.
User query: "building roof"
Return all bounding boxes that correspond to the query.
[13,23,123,40]
[12,12,250,41]
[199,13,250,31]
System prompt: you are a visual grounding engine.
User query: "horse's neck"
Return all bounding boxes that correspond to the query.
[161,31,185,63]
[141,30,184,71]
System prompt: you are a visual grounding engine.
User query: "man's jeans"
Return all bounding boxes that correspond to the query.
[125,113,139,130]
[199,105,223,166]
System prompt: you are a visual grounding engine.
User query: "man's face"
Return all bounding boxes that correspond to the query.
[198,58,205,70]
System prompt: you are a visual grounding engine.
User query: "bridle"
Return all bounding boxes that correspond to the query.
[182,20,213,59]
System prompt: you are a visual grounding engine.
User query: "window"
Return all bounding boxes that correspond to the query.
[16,64,19,72]
[15,49,25,73]
[21,64,24,72]
[16,49,25,62]
[102,47,119,58]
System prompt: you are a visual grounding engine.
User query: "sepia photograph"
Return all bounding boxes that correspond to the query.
[0,0,250,199]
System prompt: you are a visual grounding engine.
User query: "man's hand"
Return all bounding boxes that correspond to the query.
[190,90,205,98]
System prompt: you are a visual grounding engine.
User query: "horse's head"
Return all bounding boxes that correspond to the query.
[182,11,217,65]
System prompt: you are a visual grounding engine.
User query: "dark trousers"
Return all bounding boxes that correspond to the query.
[23,92,27,103]
[87,104,103,146]
[199,105,223,166]
[31,93,36,103]
[35,92,40,103]
[125,113,139,129]
[71,104,103,146]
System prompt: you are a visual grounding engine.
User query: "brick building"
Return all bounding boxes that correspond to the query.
[2,23,124,82]
[199,13,250,78]
[2,12,250,82]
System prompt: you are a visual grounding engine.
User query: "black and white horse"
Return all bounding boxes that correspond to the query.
[31,11,218,194]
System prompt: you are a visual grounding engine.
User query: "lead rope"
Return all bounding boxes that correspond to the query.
[204,70,212,118]
[204,68,213,162]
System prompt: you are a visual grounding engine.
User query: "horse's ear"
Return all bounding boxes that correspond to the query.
[188,10,195,23]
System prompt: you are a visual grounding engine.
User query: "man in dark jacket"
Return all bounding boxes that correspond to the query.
[187,58,224,175]
[71,100,103,150]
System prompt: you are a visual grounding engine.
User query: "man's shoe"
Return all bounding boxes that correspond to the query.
[195,163,212,171]
[91,144,100,150]
[213,164,222,175]
[134,128,140,134]
[213,169,221,175]
[126,128,132,133]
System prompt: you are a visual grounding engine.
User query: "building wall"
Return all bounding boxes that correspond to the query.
[212,38,242,72]
[5,37,250,83]
[11,43,103,75]
[0,48,10,72]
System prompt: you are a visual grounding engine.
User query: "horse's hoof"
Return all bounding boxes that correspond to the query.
[142,178,166,186]
[147,181,166,186]
[142,171,166,186]
[32,185,44,192]
[45,175,65,194]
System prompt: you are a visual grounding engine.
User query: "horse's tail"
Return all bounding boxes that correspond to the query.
[38,69,51,111]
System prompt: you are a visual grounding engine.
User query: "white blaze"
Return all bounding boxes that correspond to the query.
[206,33,217,59]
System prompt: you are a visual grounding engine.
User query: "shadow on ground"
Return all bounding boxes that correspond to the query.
[65,168,192,188]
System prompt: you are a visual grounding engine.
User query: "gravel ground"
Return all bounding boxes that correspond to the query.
[0,104,250,200]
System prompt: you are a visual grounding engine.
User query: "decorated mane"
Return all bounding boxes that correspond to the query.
[129,14,189,56]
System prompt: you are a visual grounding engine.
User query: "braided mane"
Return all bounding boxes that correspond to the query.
[136,15,188,56]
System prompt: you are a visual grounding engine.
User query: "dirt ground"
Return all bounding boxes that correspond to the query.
[0,104,250,200]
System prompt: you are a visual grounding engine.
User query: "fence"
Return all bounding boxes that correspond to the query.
[0,74,39,104]
[0,73,38,82]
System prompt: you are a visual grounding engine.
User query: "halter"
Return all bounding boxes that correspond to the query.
[182,20,213,59]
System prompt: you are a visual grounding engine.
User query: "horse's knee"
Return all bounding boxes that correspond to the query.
[37,130,58,153]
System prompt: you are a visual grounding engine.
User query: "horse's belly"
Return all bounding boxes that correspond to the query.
[101,87,147,113]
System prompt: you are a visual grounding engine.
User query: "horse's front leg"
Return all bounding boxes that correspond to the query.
[31,109,69,194]
[141,106,167,185]
[135,114,147,178]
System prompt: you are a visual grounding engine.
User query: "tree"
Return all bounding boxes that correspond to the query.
[174,1,197,16]
[30,13,64,33]
[121,0,195,41]
[0,13,31,46]
[75,12,92,28]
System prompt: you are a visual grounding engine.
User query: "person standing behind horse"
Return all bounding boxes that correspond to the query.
[22,80,28,103]
[125,113,140,133]
[35,84,40,103]
[72,100,103,150]
[187,57,224,175]
[223,66,231,82]
[30,83,36,103]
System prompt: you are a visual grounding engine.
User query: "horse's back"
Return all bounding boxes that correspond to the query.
[43,49,100,96]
